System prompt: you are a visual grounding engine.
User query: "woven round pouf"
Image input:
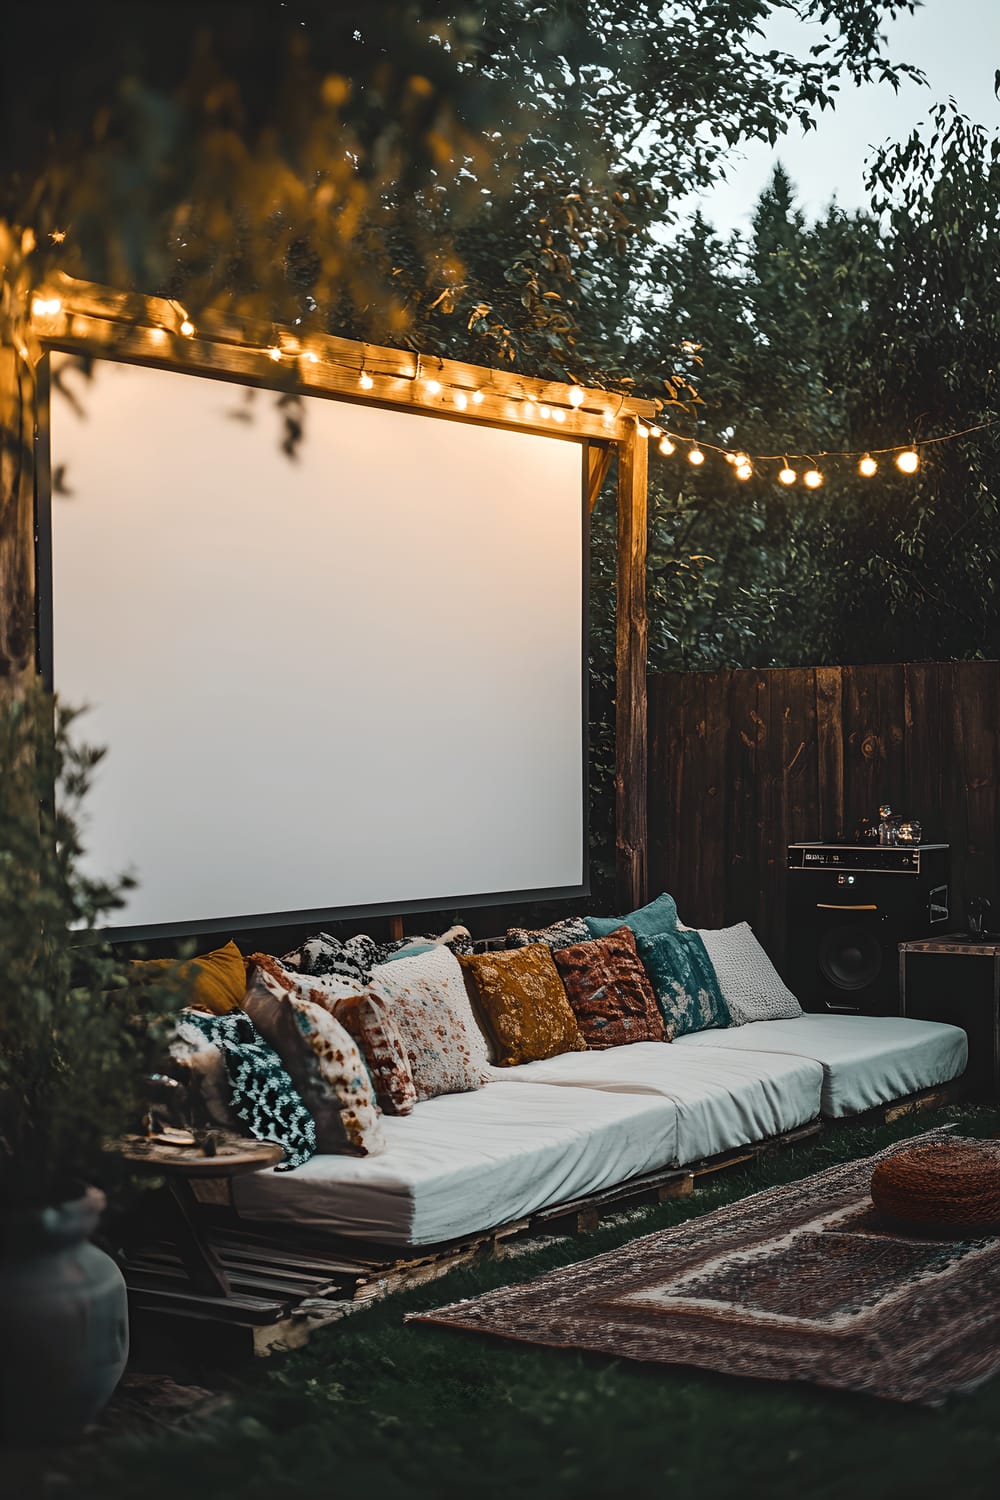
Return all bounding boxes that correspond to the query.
[871,1139,1000,1234]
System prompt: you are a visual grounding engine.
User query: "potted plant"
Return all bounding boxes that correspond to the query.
[0,681,178,1443]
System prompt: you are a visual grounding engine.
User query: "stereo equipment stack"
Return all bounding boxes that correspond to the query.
[786,842,950,1016]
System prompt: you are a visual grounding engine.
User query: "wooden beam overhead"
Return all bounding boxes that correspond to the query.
[30,275,660,445]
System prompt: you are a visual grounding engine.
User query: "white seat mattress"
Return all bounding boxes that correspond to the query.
[232,1081,678,1247]
[490,1042,824,1164]
[675,1014,968,1117]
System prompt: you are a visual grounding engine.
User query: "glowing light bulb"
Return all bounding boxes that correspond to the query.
[858,454,878,477]
[896,449,919,474]
[658,435,676,456]
[149,327,167,345]
[567,385,585,408]
[688,447,705,466]
[425,378,442,395]
[304,351,319,364]
[179,319,195,337]
[637,423,649,439]
[472,389,484,405]
[649,426,662,438]
[553,409,566,424]
[521,399,535,419]
[538,404,550,419]
[724,452,737,465]
[359,371,374,390]
[803,468,824,489]
[453,390,468,411]
[268,346,283,362]
[734,452,750,467]
[778,466,797,486]
[735,461,753,481]
[31,296,62,317]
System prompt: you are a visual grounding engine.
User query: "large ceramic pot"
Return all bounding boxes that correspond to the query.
[0,1185,129,1443]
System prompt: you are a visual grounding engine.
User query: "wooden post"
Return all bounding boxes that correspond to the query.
[615,420,648,910]
[0,346,36,693]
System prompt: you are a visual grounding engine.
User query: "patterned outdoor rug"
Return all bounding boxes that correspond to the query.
[410,1131,1000,1405]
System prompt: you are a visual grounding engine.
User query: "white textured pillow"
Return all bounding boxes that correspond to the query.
[371,944,492,1077]
[697,922,802,1026]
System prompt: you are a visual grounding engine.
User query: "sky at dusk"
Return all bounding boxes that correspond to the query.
[692,0,1000,232]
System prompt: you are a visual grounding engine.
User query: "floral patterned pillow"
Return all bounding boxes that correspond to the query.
[242,962,385,1155]
[505,916,590,951]
[370,946,490,1100]
[636,929,732,1038]
[458,945,586,1067]
[331,991,418,1116]
[280,932,384,986]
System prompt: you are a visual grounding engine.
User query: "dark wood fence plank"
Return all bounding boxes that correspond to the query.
[649,661,1000,967]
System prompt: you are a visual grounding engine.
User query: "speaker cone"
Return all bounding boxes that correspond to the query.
[818,923,883,991]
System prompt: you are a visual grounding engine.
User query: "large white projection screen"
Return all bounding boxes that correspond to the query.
[46,355,586,935]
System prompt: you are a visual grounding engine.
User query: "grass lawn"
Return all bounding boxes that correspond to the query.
[46,1104,1000,1499]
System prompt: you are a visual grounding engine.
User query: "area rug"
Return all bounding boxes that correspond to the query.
[409,1131,1000,1405]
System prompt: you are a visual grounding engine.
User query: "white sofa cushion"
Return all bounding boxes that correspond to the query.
[675,1014,968,1117]
[697,922,802,1025]
[491,1042,824,1164]
[232,1081,679,1247]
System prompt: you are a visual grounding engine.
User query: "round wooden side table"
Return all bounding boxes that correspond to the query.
[114,1133,283,1297]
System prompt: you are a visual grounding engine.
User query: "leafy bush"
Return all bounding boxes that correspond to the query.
[0,681,180,1211]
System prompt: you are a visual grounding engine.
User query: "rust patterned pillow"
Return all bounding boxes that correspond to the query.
[552,926,669,1049]
[242,962,386,1155]
[332,992,418,1116]
[458,945,585,1067]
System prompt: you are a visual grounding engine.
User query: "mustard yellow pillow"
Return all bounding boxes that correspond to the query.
[132,939,246,1014]
[458,945,585,1067]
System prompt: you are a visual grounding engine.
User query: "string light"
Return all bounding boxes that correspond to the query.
[803,468,824,489]
[453,390,468,411]
[688,446,705,466]
[567,386,585,408]
[304,351,319,364]
[359,370,374,390]
[425,378,442,395]
[735,461,753,481]
[179,319,195,337]
[30,296,62,317]
[149,327,167,345]
[778,465,797,485]
[538,404,550,419]
[472,389,485,405]
[896,449,920,474]
[637,423,650,439]
[553,409,566,424]
[658,435,676,456]
[859,454,878,477]
[268,346,283,362]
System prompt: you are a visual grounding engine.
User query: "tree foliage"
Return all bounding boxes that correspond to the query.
[2,1,921,384]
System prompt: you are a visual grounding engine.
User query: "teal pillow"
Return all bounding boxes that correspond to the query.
[585,891,679,942]
[637,929,731,1037]
[382,940,436,963]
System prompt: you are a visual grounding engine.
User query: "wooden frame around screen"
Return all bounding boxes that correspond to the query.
[2,275,654,913]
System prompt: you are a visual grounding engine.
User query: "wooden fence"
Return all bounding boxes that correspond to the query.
[648,662,1000,967]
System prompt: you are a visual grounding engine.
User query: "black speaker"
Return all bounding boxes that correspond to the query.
[786,843,950,1015]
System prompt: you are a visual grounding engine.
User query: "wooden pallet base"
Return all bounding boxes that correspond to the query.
[122,1087,956,1359]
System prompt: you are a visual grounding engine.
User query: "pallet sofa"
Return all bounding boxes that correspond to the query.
[229,1015,967,1248]
[213,905,968,1250]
